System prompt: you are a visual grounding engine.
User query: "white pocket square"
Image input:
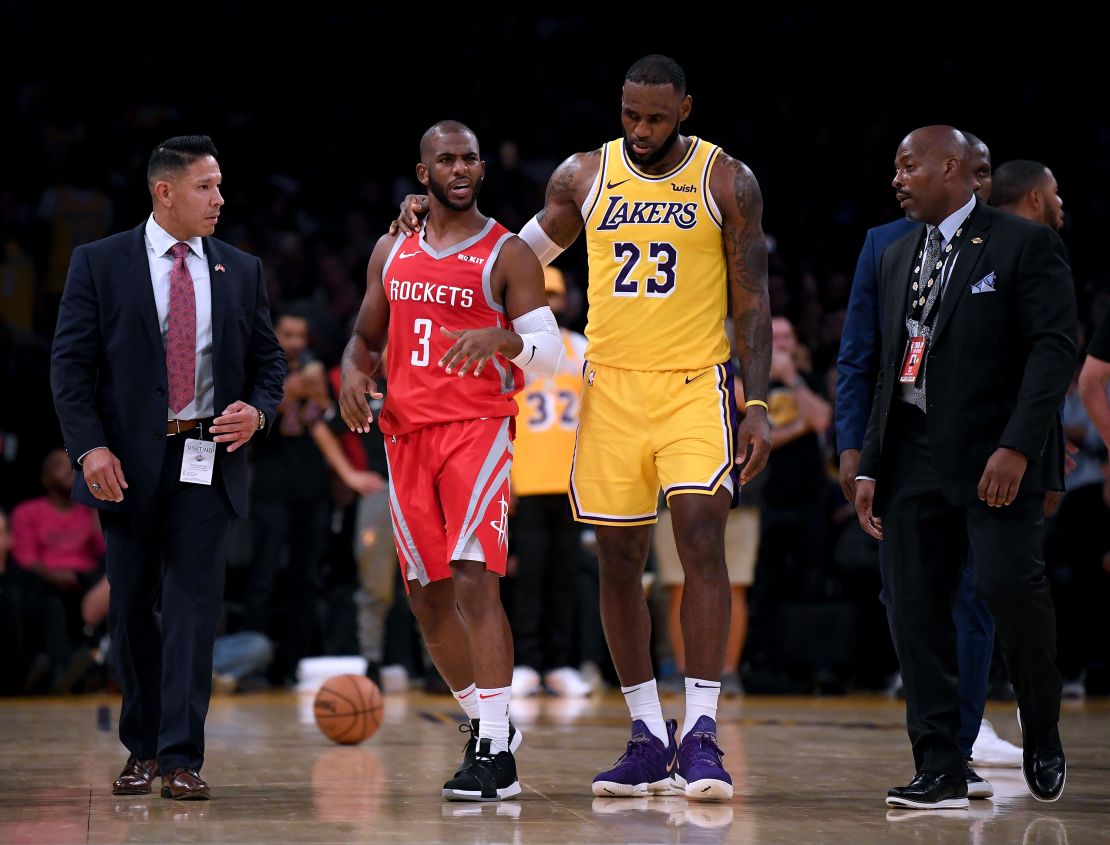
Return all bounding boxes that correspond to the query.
[971,271,996,294]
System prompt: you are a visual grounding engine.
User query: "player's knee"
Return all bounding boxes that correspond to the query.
[452,571,499,615]
[673,522,724,569]
[596,529,650,581]
[407,584,450,625]
[597,555,646,588]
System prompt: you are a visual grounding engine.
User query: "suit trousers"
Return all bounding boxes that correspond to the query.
[882,402,1061,776]
[879,545,995,758]
[100,432,233,773]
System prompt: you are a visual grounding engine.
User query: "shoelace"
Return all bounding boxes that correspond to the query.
[612,732,654,764]
[458,721,476,753]
[687,731,725,764]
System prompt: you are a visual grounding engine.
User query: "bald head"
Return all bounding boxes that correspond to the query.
[420,120,478,160]
[905,125,969,161]
[892,125,977,225]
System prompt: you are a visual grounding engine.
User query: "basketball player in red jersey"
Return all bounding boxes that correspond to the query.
[339,121,561,802]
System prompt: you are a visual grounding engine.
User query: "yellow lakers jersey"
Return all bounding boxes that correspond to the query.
[583,136,730,371]
[511,330,587,496]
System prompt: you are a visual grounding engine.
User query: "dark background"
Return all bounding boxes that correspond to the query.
[2,8,1106,503]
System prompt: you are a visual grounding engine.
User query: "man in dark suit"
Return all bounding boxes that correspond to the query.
[855,125,1074,809]
[837,136,1024,797]
[51,135,285,800]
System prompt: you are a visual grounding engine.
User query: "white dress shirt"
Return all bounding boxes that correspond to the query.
[145,214,215,419]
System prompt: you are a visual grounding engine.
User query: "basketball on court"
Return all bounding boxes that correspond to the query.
[313,674,384,745]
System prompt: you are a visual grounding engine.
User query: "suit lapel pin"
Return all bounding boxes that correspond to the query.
[971,237,983,245]
[214,263,226,273]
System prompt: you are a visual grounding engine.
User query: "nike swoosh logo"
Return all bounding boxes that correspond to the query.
[693,682,720,689]
[523,345,536,365]
[398,251,420,259]
[458,690,474,699]
[606,179,630,190]
[685,372,708,384]
[478,693,503,699]
[666,754,677,773]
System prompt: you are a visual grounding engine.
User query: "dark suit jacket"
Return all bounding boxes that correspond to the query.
[859,199,1077,509]
[50,222,286,517]
[835,217,921,452]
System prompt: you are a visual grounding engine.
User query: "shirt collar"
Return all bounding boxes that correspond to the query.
[146,214,205,260]
[927,194,977,247]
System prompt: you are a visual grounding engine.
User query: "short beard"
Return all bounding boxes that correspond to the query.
[624,121,681,168]
[428,174,483,211]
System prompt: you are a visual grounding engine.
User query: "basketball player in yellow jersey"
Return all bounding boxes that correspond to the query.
[394,55,771,801]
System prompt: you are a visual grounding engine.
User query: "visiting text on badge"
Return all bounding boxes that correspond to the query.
[180,438,216,485]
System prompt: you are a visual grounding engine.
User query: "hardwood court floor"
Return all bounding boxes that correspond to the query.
[0,690,1106,844]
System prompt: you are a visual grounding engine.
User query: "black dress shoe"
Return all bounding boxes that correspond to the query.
[1023,746,1066,802]
[886,771,969,809]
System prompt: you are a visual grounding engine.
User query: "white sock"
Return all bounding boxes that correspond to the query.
[682,677,721,740]
[477,686,511,754]
[452,683,481,722]
[621,679,668,744]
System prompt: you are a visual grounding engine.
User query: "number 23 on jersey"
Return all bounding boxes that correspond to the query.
[612,241,677,297]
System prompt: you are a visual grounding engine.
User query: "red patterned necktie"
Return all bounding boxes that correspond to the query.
[167,242,197,413]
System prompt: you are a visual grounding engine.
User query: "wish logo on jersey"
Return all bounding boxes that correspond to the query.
[595,196,698,231]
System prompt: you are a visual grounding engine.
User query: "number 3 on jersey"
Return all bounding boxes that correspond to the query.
[412,318,432,367]
[613,241,677,298]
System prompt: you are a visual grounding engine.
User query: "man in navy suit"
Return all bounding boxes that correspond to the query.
[834,134,1022,798]
[51,136,285,800]
[855,125,1073,808]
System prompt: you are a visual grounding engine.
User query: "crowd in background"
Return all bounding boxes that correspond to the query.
[2,17,1108,702]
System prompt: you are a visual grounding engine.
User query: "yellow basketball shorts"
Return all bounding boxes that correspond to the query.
[569,361,737,526]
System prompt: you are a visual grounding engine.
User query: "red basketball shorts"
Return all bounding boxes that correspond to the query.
[384,416,514,588]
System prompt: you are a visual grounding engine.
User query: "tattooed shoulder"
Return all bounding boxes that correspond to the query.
[546,148,602,205]
[711,153,764,221]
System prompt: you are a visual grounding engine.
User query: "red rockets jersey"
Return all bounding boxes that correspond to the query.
[378,218,524,436]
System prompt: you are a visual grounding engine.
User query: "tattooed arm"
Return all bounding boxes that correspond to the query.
[711,153,772,484]
[534,149,602,247]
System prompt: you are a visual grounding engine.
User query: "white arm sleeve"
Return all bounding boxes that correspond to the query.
[510,305,562,376]
[518,216,565,267]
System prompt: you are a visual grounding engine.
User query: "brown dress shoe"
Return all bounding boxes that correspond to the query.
[160,767,210,800]
[113,755,160,795]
